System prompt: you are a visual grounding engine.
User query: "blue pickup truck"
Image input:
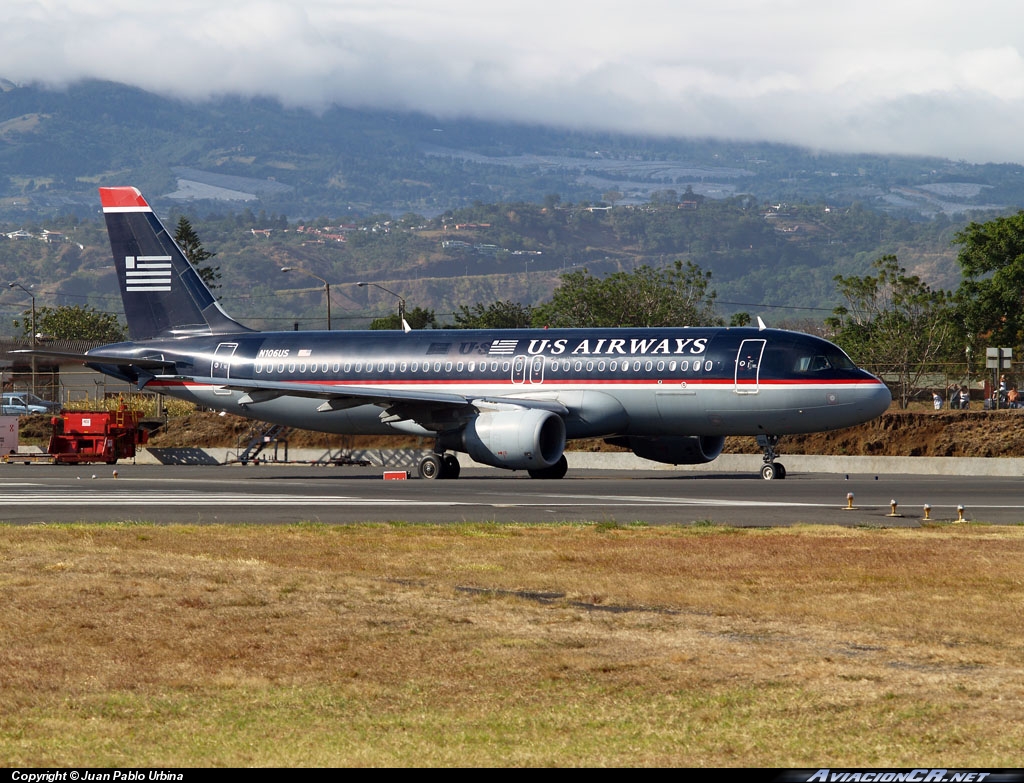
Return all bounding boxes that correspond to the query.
[1,392,60,416]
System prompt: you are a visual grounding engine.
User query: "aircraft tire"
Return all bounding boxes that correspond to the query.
[419,453,443,480]
[443,454,461,479]
[528,454,568,480]
[760,462,778,481]
[775,462,787,479]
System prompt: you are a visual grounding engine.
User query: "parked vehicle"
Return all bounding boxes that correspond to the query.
[1,392,60,416]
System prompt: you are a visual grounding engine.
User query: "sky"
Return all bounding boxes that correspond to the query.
[4,0,1024,164]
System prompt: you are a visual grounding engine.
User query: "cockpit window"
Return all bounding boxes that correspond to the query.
[761,337,858,378]
[800,355,832,372]
[795,344,856,373]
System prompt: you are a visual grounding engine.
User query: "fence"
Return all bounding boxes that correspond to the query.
[860,362,1024,409]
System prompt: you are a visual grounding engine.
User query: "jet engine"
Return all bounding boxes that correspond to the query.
[606,435,726,465]
[461,408,566,471]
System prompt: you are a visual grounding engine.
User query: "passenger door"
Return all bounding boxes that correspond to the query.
[734,339,765,394]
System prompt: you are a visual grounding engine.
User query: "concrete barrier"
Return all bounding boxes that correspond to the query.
[132,448,1024,477]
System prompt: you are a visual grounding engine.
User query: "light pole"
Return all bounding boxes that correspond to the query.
[8,282,36,396]
[357,281,406,325]
[280,267,331,330]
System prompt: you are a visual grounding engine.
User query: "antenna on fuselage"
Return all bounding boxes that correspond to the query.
[757,316,768,331]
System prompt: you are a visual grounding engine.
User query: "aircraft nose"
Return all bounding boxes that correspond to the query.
[864,379,892,417]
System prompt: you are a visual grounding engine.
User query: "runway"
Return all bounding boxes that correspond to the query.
[1,463,1020,525]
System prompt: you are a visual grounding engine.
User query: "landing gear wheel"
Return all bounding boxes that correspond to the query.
[528,454,568,480]
[419,453,443,480]
[756,434,786,481]
[443,454,461,479]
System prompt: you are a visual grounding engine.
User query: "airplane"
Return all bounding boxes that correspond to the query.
[22,186,891,480]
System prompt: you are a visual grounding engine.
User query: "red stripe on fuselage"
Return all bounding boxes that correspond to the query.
[148,377,884,390]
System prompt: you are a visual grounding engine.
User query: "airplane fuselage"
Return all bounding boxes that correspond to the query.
[91,325,890,441]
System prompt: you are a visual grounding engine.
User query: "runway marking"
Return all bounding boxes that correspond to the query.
[4,490,1018,512]
[558,493,822,508]
[0,490,821,507]
[3,485,1024,517]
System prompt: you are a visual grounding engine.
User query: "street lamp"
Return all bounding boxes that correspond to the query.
[8,282,36,396]
[357,281,407,326]
[280,267,331,330]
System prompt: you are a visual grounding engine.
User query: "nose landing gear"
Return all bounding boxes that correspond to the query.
[756,434,787,480]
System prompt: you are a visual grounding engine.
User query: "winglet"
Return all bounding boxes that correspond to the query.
[757,316,768,331]
[402,318,412,333]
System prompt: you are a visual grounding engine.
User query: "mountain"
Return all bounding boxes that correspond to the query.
[2,80,1024,221]
[0,80,1021,328]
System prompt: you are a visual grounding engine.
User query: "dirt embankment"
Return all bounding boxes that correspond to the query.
[115,409,1024,458]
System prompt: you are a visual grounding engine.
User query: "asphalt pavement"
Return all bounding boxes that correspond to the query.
[0,463,1018,525]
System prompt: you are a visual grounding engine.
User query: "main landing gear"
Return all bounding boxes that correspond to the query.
[417,452,570,480]
[756,434,787,480]
[418,452,461,480]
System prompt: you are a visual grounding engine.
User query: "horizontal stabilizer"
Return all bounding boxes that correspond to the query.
[10,348,176,370]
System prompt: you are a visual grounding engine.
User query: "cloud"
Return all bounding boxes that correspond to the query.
[4,0,1024,163]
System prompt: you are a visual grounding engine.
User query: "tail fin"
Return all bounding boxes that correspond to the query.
[100,187,251,340]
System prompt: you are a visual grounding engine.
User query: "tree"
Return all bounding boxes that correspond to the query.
[370,306,437,330]
[532,261,721,328]
[827,255,959,408]
[729,312,752,327]
[174,217,220,290]
[448,300,533,329]
[953,211,1024,348]
[15,305,126,343]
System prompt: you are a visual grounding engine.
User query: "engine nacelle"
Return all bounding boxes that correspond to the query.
[607,435,726,465]
[462,408,566,471]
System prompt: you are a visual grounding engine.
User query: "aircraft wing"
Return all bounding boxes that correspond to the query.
[173,375,570,416]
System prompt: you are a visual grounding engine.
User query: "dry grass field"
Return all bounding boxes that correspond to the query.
[2,522,1023,767]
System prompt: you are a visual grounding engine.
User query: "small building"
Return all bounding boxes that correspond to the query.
[1,338,140,406]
